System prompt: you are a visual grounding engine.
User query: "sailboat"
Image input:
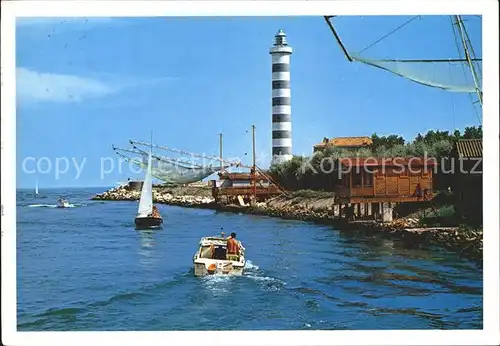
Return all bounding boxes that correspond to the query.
[35,179,39,196]
[134,137,163,230]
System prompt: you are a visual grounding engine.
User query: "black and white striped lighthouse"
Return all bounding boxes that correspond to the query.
[270,29,293,165]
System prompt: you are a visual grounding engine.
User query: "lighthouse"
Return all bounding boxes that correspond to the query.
[270,29,293,165]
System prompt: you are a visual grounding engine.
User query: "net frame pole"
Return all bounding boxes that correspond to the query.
[324,16,353,62]
[455,15,483,106]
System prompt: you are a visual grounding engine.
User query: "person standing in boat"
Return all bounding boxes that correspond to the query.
[226,232,240,261]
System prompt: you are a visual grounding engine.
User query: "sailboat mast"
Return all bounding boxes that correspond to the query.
[251,124,256,201]
[150,131,153,155]
[219,133,223,173]
[454,15,483,106]
[149,131,153,190]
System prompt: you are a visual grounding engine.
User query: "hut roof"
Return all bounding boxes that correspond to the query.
[314,136,373,149]
[456,139,482,158]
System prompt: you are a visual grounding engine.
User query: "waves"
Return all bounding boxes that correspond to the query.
[16,201,483,331]
[18,273,191,330]
[17,252,482,330]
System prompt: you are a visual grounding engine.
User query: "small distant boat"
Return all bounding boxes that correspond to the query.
[56,198,71,208]
[135,135,163,230]
[193,233,245,277]
[35,179,39,196]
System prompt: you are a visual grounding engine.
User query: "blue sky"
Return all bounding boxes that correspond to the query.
[16,15,482,188]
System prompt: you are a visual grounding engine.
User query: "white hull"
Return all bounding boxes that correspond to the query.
[57,200,71,208]
[193,259,245,277]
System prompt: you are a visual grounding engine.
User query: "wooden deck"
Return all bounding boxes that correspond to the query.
[335,194,435,204]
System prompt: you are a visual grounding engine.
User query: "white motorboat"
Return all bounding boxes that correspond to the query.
[56,198,71,208]
[193,234,245,277]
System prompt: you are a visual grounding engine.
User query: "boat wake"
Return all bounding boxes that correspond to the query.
[246,274,286,291]
[243,260,286,291]
[199,260,268,293]
[27,203,84,208]
[244,260,260,271]
[200,274,234,293]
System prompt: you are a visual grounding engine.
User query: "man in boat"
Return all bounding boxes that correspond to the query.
[150,205,161,219]
[226,232,240,261]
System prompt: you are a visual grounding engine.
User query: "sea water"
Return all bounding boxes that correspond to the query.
[16,188,482,330]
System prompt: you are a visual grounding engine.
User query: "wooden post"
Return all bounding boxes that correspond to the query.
[382,202,393,223]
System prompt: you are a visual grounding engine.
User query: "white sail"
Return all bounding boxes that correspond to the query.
[35,179,39,195]
[136,152,153,218]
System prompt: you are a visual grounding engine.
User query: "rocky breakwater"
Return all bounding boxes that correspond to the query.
[423,226,482,264]
[92,186,140,201]
[91,185,215,207]
[339,218,483,265]
[155,193,215,208]
[246,193,348,225]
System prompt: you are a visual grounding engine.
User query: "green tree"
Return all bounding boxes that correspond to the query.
[414,133,425,143]
[463,125,482,139]
[371,133,405,150]
[423,130,452,144]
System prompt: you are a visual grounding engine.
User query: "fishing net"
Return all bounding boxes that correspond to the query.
[120,154,220,185]
[152,164,219,185]
[325,15,482,95]
[113,140,233,185]
[351,54,481,93]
